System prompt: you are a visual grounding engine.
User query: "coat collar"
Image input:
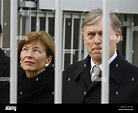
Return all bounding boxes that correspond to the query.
[0,48,10,77]
[73,55,91,80]
[73,55,92,86]
[73,50,128,86]
[110,50,128,85]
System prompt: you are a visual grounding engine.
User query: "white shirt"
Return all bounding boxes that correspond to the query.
[90,51,117,75]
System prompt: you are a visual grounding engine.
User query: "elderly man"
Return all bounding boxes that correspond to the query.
[62,8,138,104]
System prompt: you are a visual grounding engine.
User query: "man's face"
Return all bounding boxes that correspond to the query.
[82,17,121,65]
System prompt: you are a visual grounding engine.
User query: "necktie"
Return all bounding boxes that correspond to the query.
[91,65,101,82]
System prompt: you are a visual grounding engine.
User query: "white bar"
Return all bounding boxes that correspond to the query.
[78,15,83,61]
[62,14,66,70]
[101,0,110,103]
[0,0,3,48]
[70,15,74,64]
[19,0,23,36]
[54,0,62,103]
[10,0,18,103]
[45,13,48,32]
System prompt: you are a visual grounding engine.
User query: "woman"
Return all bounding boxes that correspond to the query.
[18,31,55,104]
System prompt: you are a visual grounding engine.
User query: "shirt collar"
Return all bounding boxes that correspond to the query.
[90,51,117,72]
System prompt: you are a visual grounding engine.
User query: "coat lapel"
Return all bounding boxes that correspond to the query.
[110,51,128,85]
[75,55,101,90]
[74,55,92,87]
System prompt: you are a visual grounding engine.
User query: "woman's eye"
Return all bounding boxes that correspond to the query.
[34,49,40,53]
[22,47,28,51]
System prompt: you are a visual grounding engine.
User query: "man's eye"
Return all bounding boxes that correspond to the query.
[99,33,102,36]
[87,33,95,39]
[88,33,94,36]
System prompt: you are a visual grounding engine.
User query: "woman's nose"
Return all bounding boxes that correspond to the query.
[26,50,33,58]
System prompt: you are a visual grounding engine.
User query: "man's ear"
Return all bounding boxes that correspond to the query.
[116,30,122,43]
[82,32,86,45]
[82,32,84,39]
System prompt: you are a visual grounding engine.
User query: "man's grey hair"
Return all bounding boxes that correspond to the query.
[82,8,121,33]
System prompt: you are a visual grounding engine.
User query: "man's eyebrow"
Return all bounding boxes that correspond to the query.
[87,30,95,33]
[87,30,102,33]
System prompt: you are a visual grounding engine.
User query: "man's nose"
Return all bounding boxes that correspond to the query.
[94,34,102,44]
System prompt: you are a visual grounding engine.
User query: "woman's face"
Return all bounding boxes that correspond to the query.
[20,40,50,76]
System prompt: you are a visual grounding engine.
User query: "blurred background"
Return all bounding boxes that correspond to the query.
[0,0,138,71]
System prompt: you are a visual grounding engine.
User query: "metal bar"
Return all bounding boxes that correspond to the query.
[126,15,133,63]
[54,0,62,103]
[62,14,66,71]
[25,11,31,33]
[0,0,3,48]
[10,0,18,104]
[70,14,74,64]
[45,13,48,32]
[19,14,23,36]
[101,0,110,103]
[78,14,83,61]
[19,0,23,37]
[36,7,40,31]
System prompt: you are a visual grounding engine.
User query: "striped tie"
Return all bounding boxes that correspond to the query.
[91,65,101,82]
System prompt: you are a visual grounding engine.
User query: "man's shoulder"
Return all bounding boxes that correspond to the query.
[62,55,90,75]
[63,60,83,72]
[127,62,138,74]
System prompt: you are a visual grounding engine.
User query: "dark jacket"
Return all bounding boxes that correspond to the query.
[0,48,10,103]
[62,50,138,104]
[18,67,54,104]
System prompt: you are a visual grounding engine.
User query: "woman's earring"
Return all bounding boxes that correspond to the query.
[45,64,49,67]
[20,61,22,67]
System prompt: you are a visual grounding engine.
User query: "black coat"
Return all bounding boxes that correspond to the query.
[62,50,138,103]
[0,48,10,103]
[18,67,54,104]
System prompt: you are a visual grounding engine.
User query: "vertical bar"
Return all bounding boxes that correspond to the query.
[101,0,110,103]
[10,0,18,104]
[62,14,66,71]
[0,0,3,48]
[54,0,62,103]
[25,11,31,33]
[36,11,39,31]
[78,14,83,61]
[70,14,74,64]
[19,13,22,36]
[45,13,48,32]
[19,0,23,37]
[126,15,133,63]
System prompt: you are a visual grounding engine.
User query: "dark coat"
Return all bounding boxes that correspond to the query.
[62,50,138,104]
[0,48,10,103]
[18,67,54,104]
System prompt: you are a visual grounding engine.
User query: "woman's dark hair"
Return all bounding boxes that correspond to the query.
[0,24,2,33]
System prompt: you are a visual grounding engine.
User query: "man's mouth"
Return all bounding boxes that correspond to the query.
[92,48,102,53]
